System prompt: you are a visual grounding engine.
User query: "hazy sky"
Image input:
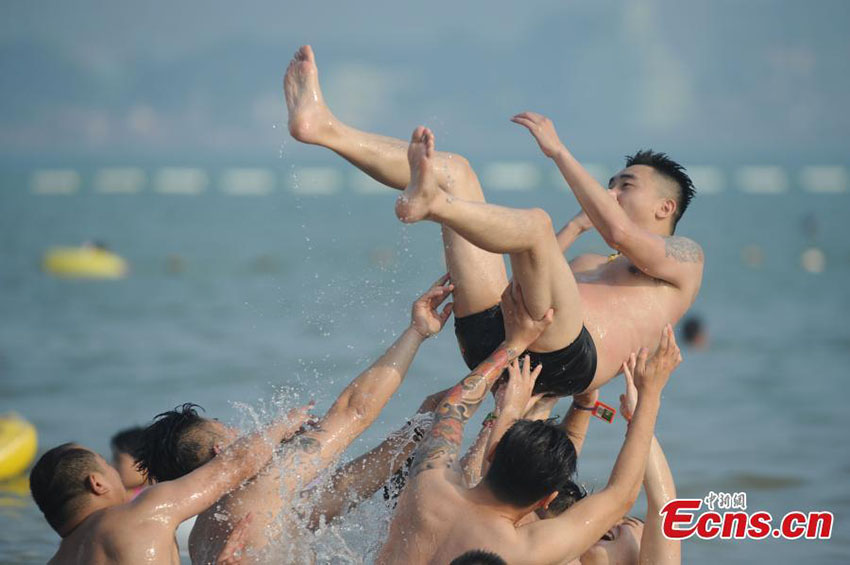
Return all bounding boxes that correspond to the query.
[2,0,848,164]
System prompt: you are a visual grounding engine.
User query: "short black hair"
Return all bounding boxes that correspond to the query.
[483,419,577,508]
[626,149,695,232]
[110,426,145,457]
[450,549,507,565]
[544,477,587,516]
[135,403,218,483]
[30,443,102,533]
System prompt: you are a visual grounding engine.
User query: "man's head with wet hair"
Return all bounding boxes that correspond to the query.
[483,419,578,509]
[110,426,146,490]
[623,149,695,233]
[136,403,233,483]
[536,476,587,518]
[30,443,124,533]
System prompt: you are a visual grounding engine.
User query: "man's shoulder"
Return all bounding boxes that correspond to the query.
[412,470,464,496]
[662,235,704,264]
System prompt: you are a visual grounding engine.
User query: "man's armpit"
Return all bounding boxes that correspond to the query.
[664,236,703,263]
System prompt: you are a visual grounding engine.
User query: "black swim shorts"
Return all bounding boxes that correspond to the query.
[454,304,597,397]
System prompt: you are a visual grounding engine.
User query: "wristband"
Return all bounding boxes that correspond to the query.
[572,401,617,423]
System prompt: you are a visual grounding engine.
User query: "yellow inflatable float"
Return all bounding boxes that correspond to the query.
[0,414,37,481]
[43,245,128,279]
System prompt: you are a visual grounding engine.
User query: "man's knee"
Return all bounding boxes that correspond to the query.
[528,208,554,241]
[439,153,479,195]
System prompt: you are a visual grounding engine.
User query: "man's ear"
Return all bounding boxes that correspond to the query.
[87,472,110,496]
[213,443,223,456]
[656,197,677,222]
[539,490,559,510]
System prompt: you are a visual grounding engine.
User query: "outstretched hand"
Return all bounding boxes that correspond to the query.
[630,324,682,396]
[500,281,554,351]
[410,273,455,339]
[511,112,565,158]
[496,356,543,416]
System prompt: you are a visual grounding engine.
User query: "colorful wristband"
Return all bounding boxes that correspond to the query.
[572,401,617,423]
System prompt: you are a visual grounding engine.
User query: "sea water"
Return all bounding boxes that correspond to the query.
[1,171,848,563]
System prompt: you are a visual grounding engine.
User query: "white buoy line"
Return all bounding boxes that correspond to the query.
[28,164,848,195]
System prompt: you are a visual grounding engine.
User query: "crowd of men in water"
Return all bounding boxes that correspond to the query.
[30,45,704,564]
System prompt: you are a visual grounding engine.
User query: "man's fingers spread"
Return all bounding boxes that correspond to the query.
[531,364,543,379]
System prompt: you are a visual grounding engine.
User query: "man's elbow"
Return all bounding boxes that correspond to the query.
[607,480,642,514]
[337,391,374,428]
[603,224,630,251]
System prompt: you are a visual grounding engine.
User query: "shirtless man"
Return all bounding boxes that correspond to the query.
[284,45,703,396]
[135,277,454,563]
[377,295,682,565]
[29,406,311,564]
[470,352,680,565]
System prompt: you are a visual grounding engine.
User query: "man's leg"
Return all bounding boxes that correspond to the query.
[397,127,584,353]
[284,45,506,316]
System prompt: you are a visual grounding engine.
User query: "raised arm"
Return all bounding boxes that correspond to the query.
[134,404,312,525]
[512,112,703,288]
[620,357,681,565]
[275,274,454,495]
[409,283,553,482]
[556,209,593,253]
[520,325,681,563]
[459,419,493,488]
[302,389,444,529]
[641,438,680,564]
[560,388,599,457]
[479,355,542,476]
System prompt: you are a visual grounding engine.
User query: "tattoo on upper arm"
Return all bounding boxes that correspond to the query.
[664,236,703,263]
[409,347,510,478]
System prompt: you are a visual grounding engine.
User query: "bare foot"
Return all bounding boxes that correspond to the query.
[396,127,442,223]
[284,45,335,144]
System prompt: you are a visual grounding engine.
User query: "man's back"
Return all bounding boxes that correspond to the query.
[49,505,180,565]
[189,473,294,564]
[378,477,522,565]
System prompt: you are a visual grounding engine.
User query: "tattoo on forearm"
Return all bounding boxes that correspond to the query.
[664,236,703,263]
[296,436,322,455]
[410,345,512,477]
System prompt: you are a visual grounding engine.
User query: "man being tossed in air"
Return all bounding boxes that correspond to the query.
[284,44,703,397]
